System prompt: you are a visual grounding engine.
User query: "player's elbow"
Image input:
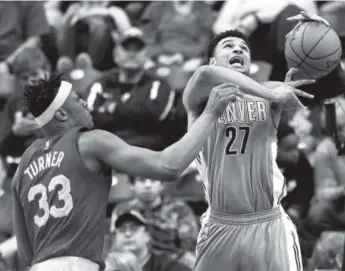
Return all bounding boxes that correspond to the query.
[160,164,182,181]
[158,155,184,180]
[195,65,212,80]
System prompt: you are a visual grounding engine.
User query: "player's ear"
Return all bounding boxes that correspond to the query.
[209,58,216,65]
[54,108,68,122]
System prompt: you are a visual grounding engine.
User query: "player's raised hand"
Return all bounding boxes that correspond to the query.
[269,68,315,107]
[204,82,243,116]
[287,11,330,26]
[285,11,330,39]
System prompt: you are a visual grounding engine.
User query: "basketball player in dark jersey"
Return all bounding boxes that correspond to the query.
[183,29,316,270]
[12,73,242,271]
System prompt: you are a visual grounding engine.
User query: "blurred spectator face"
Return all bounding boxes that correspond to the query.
[114,37,147,70]
[172,0,194,15]
[115,220,150,253]
[278,133,300,167]
[210,37,251,74]
[12,47,51,85]
[132,178,163,203]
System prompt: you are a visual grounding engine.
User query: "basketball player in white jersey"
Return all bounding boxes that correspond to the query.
[183,28,316,270]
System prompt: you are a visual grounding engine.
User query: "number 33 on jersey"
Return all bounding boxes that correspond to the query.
[28,174,73,227]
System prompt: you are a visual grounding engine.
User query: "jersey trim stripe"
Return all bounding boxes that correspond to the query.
[270,142,286,207]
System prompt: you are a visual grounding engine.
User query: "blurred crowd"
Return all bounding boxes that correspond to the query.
[0,1,344,270]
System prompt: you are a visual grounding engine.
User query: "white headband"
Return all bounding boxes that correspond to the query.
[35,81,72,127]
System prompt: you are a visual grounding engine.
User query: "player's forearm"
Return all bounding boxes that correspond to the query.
[160,112,215,176]
[199,65,275,100]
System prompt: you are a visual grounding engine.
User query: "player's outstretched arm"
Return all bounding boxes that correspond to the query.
[183,65,314,112]
[85,83,242,180]
[183,65,274,111]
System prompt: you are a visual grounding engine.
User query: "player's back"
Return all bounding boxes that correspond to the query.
[12,127,112,266]
[196,95,286,214]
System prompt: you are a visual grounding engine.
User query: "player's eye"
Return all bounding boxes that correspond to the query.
[241,46,249,52]
[224,44,233,48]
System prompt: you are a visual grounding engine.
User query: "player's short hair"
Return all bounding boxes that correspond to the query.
[24,73,63,117]
[206,30,251,61]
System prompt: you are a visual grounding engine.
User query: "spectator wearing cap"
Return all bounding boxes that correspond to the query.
[107,209,190,271]
[90,27,176,150]
[110,176,199,269]
[308,231,344,271]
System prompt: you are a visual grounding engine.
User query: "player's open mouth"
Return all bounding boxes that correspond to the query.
[229,56,244,68]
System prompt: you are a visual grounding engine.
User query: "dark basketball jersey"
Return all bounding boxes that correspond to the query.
[195,95,286,214]
[12,127,112,266]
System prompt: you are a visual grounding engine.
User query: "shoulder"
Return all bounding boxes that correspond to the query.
[77,129,120,159]
[12,139,41,190]
[78,129,118,148]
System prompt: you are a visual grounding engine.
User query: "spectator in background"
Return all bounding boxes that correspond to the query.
[0,1,50,70]
[140,0,215,62]
[0,47,50,179]
[0,1,50,111]
[55,0,131,71]
[111,176,199,269]
[107,210,190,271]
[139,0,215,90]
[308,231,344,271]
[306,97,345,237]
[91,27,175,150]
[277,123,314,221]
[105,251,142,271]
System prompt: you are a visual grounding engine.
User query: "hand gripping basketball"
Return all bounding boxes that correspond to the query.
[204,83,243,116]
[287,11,330,27]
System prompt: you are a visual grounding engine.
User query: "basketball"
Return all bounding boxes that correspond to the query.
[285,21,342,79]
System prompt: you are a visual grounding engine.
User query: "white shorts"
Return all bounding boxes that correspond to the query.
[30,256,99,271]
[195,206,302,271]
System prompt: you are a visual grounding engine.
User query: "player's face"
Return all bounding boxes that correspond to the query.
[132,178,163,203]
[210,36,251,74]
[115,221,150,252]
[63,91,94,129]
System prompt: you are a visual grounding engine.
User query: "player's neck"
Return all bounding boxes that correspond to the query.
[119,69,144,84]
[43,123,73,137]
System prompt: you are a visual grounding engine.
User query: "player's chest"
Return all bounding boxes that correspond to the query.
[216,97,271,126]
